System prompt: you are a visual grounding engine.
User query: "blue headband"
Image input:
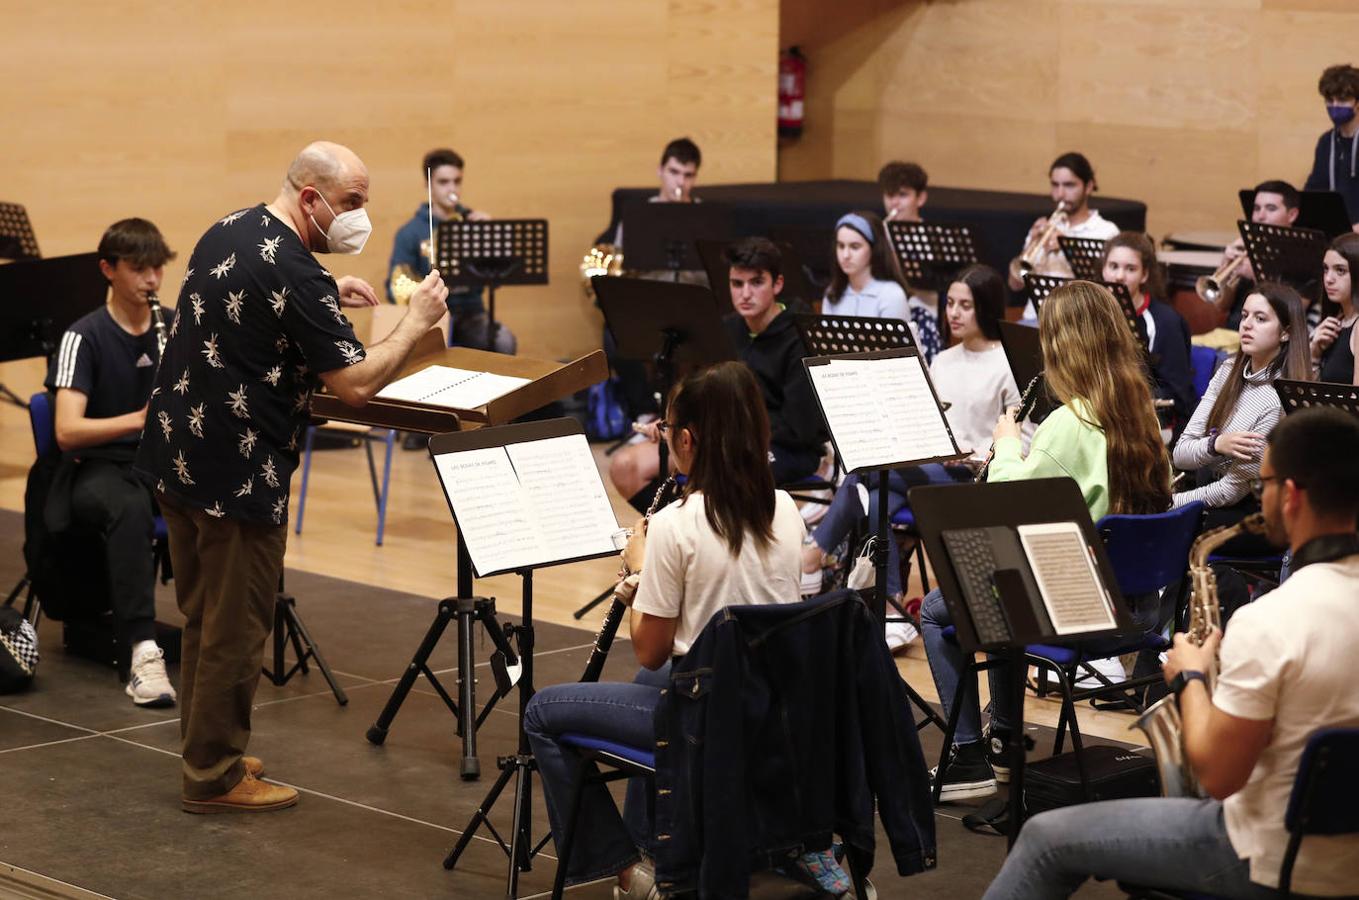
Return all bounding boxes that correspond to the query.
[836,213,875,245]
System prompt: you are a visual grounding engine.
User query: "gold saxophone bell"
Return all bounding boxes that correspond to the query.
[581,243,623,300]
[1195,253,1247,304]
[1010,201,1068,284]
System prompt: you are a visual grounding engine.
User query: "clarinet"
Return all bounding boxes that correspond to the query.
[580,476,676,683]
[974,373,1044,483]
[147,291,169,357]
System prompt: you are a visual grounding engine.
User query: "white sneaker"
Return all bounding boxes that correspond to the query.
[1073,655,1126,691]
[126,645,177,708]
[885,620,919,652]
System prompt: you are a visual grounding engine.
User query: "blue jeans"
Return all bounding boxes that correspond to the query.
[523,664,669,886]
[983,798,1286,899]
[919,589,1161,746]
[812,466,962,598]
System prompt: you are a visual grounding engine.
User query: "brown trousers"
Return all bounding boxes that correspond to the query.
[160,497,286,800]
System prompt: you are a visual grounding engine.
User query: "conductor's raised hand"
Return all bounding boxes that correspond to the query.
[409,269,450,329]
[336,275,380,308]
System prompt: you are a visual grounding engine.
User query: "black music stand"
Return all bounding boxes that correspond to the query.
[909,478,1133,846]
[1238,189,1352,238]
[694,238,818,312]
[262,572,347,705]
[887,221,980,292]
[436,219,548,346]
[571,276,733,620]
[1024,274,1145,352]
[1274,378,1359,417]
[1239,221,1329,314]
[793,313,915,356]
[0,201,41,260]
[1057,236,1107,281]
[998,321,1057,424]
[432,419,623,898]
[0,252,106,408]
[622,201,733,278]
[803,346,965,731]
[768,223,833,290]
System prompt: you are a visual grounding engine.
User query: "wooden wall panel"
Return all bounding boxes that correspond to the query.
[780,0,1359,240]
[0,0,777,360]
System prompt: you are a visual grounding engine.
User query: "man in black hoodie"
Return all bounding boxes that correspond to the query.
[1305,64,1359,230]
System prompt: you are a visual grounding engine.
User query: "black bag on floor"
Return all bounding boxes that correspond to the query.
[1024,745,1159,816]
[0,606,39,693]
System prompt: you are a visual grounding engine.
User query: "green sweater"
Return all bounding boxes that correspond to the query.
[989,399,1109,520]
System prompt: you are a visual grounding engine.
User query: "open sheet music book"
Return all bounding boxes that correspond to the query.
[1017,522,1117,635]
[377,365,530,410]
[432,433,620,576]
[805,350,960,472]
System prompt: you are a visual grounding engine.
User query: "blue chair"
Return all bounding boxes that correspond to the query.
[1120,727,1359,899]
[1189,345,1225,404]
[294,422,396,546]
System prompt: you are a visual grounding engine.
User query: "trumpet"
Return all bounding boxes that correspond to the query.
[1195,252,1247,304]
[147,291,168,357]
[1009,201,1068,284]
[580,243,623,300]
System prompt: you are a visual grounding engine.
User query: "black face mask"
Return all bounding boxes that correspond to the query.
[1292,532,1359,572]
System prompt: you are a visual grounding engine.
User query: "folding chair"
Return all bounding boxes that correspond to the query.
[294,422,396,545]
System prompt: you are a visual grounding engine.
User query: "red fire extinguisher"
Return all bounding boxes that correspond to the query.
[778,46,805,138]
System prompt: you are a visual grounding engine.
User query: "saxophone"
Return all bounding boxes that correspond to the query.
[147,291,168,356]
[1133,513,1266,797]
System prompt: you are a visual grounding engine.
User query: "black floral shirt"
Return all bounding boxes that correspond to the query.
[134,204,366,524]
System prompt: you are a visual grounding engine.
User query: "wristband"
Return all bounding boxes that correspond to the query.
[1170,669,1208,699]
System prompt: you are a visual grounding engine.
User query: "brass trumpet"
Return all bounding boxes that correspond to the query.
[580,243,623,300]
[1195,252,1247,304]
[1009,201,1068,284]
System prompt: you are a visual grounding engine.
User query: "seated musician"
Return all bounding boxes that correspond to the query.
[1100,232,1196,439]
[1313,232,1359,384]
[1305,63,1359,232]
[879,160,928,223]
[386,147,517,354]
[983,407,1359,900]
[608,238,826,507]
[1214,180,1301,329]
[41,218,177,707]
[525,362,818,898]
[922,282,1170,801]
[800,264,1021,648]
[1008,152,1120,313]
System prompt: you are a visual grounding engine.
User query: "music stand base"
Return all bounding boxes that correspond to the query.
[261,592,347,706]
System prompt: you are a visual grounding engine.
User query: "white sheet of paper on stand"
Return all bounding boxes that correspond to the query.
[377,365,530,409]
[1017,522,1117,635]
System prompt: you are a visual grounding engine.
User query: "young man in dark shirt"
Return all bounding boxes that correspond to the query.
[879,160,928,223]
[45,218,176,708]
[1214,180,1302,329]
[1305,64,1359,231]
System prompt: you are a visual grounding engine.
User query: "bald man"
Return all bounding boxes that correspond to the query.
[135,142,449,813]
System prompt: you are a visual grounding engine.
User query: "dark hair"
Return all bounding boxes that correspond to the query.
[724,237,782,280]
[1050,152,1096,188]
[1207,282,1312,432]
[1328,232,1359,308]
[1100,231,1166,302]
[97,218,174,271]
[940,264,1005,345]
[1254,180,1300,210]
[667,362,775,555]
[1268,406,1359,521]
[825,210,908,303]
[1318,64,1359,101]
[422,148,465,173]
[661,137,702,169]
[877,161,928,194]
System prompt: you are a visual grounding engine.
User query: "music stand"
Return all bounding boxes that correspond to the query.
[909,478,1133,845]
[435,218,548,346]
[1057,236,1107,281]
[998,321,1056,424]
[694,238,819,313]
[887,220,980,292]
[1238,189,1352,238]
[1024,274,1145,352]
[1275,378,1359,418]
[622,201,733,277]
[1239,220,1329,314]
[768,223,833,290]
[0,252,106,408]
[793,313,915,356]
[0,201,40,260]
[431,419,623,897]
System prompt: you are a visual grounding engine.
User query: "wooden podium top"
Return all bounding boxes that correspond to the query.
[311,323,608,434]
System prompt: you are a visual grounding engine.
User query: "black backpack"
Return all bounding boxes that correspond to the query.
[22,454,110,622]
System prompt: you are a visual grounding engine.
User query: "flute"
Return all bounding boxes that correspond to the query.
[580,476,676,683]
[974,374,1044,483]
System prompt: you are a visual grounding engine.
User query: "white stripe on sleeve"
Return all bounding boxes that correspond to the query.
[55,331,82,388]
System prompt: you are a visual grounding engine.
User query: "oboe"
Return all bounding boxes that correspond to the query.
[975,373,1044,483]
[580,476,676,683]
[147,291,168,357]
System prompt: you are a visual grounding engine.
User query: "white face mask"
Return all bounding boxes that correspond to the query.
[309,190,371,255]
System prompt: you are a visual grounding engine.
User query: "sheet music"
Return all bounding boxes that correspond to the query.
[506,434,620,564]
[807,354,957,472]
[433,447,539,575]
[1017,522,1116,635]
[377,365,530,409]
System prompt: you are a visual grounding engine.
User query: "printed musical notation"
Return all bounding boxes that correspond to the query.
[377,365,530,410]
[1018,522,1116,635]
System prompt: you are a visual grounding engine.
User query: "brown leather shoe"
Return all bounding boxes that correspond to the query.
[182,772,298,814]
[244,756,264,779]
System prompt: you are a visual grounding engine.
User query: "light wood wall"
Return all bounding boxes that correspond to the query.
[0,0,778,361]
[779,0,1359,240]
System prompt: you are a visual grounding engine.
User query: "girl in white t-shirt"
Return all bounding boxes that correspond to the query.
[801,265,1020,643]
[524,361,809,896]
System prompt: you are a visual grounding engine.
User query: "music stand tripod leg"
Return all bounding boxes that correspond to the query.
[458,595,482,780]
[263,591,349,706]
[367,599,457,745]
